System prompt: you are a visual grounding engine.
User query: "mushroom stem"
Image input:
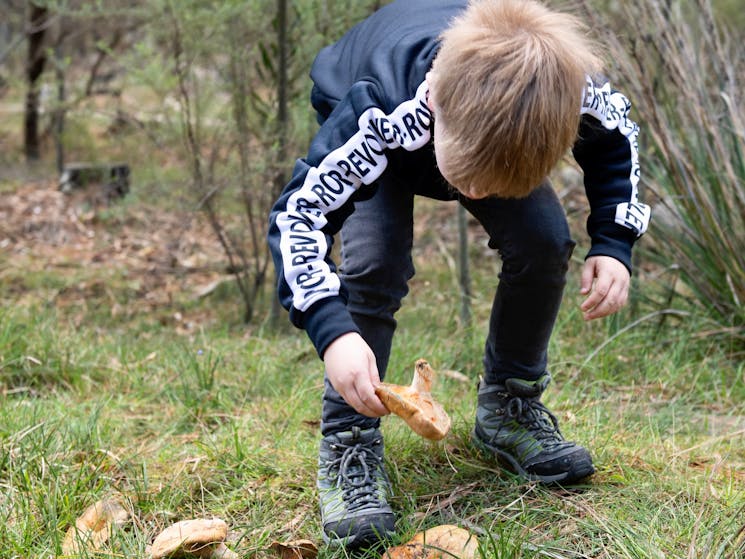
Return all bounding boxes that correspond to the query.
[410,359,434,394]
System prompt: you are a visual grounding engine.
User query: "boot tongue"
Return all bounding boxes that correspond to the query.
[504,373,551,398]
[336,426,374,445]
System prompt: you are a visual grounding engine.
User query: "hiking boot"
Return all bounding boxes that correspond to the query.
[317,426,396,548]
[472,373,594,484]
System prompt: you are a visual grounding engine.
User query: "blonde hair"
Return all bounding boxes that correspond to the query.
[429,0,601,198]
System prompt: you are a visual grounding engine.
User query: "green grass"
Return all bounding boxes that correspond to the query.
[1,195,743,559]
[2,0,743,554]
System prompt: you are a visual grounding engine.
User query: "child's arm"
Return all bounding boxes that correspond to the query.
[573,77,651,267]
[267,79,432,373]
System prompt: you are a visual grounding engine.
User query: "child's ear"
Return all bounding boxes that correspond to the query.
[425,71,435,112]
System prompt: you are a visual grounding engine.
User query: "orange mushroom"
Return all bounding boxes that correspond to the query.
[149,518,238,559]
[375,359,451,440]
[382,525,479,559]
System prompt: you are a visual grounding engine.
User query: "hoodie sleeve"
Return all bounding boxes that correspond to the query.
[268,79,432,358]
[572,75,651,272]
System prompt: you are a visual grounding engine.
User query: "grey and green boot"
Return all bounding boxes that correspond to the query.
[317,426,396,548]
[472,373,594,484]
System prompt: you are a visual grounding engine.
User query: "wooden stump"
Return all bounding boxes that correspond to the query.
[58,162,130,206]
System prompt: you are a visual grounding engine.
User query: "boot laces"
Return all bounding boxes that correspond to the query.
[505,395,564,444]
[326,439,389,512]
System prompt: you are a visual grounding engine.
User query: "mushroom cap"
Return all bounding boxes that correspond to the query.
[62,498,130,554]
[410,525,478,557]
[382,525,479,559]
[375,359,451,440]
[150,518,229,559]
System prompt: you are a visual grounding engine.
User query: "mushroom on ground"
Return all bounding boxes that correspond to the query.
[382,525,479,559]
[149,518,238,559]
[375,359,451,440]
[62,498,130,554]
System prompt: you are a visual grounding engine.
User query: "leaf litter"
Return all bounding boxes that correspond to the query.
[0,182,233,326]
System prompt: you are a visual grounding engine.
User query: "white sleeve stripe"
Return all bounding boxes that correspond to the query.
[277,80,433,312]
[580,75,650,236]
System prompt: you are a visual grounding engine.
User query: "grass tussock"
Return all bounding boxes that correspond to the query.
[581,0,745,354]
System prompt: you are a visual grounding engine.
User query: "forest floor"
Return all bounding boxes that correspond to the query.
[0,176,236,332]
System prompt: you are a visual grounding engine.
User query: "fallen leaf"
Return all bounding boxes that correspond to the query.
[194,276,233,299]
[62,499,130,554]
[270,539,319,559]
[440,370,470,384]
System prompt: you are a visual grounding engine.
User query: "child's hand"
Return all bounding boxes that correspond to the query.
[580,256,631,320]
[323,332,390,418]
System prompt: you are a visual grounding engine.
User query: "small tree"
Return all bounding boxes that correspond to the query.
[153,0,385,324]
[20,0,144,166]
[24,2,49,161]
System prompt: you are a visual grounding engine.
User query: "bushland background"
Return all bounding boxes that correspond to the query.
[1,0,744,557]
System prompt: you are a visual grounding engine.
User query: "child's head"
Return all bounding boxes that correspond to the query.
[428,0,601,199]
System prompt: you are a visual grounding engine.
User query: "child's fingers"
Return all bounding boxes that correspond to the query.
[356,384,389,417]
[342,373,388,417]
[580,259,596,294]
[580,275,611,313]
[349,390,384,417]
[583,280,628,319]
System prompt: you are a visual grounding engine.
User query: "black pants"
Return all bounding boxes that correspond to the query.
[321,176,575,436]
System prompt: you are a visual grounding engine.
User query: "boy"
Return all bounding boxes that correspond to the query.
[267,0,651,549]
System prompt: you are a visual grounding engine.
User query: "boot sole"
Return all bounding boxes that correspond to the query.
[322,520,396,549]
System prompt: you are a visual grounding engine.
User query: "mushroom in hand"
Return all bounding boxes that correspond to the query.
[149,518,238,559]
[375,359,451,440]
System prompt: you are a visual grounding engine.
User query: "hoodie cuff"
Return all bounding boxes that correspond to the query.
[302,297,360,359]
[586,222,638,273]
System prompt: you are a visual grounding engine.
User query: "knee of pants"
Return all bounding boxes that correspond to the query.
[341,251,414,316]
[500,228,576,283]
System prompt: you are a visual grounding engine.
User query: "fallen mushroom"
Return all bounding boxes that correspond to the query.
[149,518,238,559]
[375,359,451,440]
[382,525,479,559]
[61,498,130,555]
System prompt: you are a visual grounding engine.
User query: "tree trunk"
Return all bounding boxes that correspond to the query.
[269,0,289,328]
[53,44,65,173]
[24,3,48,161]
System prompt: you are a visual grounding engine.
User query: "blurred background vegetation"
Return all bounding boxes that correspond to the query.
[0,0,742,349]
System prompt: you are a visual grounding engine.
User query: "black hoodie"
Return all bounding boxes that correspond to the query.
[267,0,651,358]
